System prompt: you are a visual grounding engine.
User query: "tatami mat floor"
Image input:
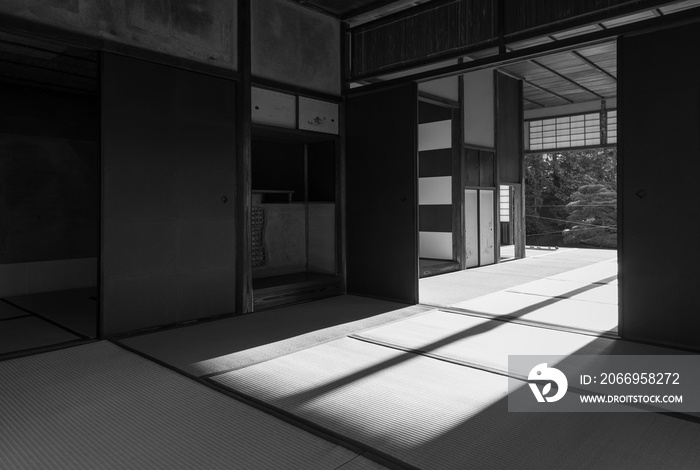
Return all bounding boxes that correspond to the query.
[4,248,697,469]
[421,247,618,334]
[0,341,377,470]
[0,288,97,357]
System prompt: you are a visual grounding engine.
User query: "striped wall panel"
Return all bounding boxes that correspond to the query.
[419,102,453,260]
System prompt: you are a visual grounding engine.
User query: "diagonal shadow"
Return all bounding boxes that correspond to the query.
[263,275,618,407]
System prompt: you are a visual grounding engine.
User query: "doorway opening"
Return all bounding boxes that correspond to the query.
[251,131,341,310]
[0,32,100,358]
[418,40,618,336]
[524,147,617,250]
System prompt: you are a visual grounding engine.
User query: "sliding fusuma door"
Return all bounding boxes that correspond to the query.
[346,84,419,303]
[101,53,237,336]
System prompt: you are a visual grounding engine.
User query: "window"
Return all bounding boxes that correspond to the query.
[607,110,617,144]
[528,110,616,151]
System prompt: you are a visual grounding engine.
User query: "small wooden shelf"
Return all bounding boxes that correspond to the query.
[252,189,295,203]
[253,272,341,310]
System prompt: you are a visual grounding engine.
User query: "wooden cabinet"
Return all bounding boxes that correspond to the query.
[251,87,296,128]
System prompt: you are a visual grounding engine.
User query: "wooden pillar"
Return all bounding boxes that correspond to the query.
[236,0,253,313]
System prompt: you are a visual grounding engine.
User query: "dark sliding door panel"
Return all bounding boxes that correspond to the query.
[620,23,700,349]
[102,53,237,337]
[346,84,419,304]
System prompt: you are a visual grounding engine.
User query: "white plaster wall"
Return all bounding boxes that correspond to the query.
[463,69,495,148]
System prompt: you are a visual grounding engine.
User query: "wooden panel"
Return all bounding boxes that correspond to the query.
[620,23,700,349]
[298,97,339,134]
[503,0,669,37]
[252,0,340,95]
[350,0,497,78]
[419,205,452,232]
[496,72,523,184]
[346,83,418,303]
[251,87,296,128]
[464,148,480,187]
[419,149,452,177]
[102,53,236,337]
[0,0,236,70]
[479,151,495,187]
[308,203,336,274]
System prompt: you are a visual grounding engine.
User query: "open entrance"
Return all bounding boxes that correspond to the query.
[0,32,100,357]
[251,130,340,310]
[417,40,618,336]
[524,147,617,251]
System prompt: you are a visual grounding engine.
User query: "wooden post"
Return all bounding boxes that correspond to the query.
[236,0,253,313]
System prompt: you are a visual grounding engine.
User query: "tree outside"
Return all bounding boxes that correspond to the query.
[525,148,617,248]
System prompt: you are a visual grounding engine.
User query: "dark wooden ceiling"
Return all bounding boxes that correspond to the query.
[291,0,407,19]
[0,31,98,96]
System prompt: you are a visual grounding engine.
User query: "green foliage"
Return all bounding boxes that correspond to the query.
[525,148,617,247]
[563,184,617,248]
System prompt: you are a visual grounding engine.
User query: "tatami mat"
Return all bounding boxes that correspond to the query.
[212,337,700,470]
[337,455,392,470]
[451,290,618,333]
[0,300,28,320]
[6,288,97,338]
[548,259,617,283]
[0,316,81,355]
[420,248,616,308]
[119,295,429,377]
[351,310,684,378]
[0,341,360,470]
[506,278,618,304]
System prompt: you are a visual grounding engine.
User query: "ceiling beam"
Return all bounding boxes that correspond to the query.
[546,35,618,83]
[342,0,417,21]
[507,43,605,100]
[524,97,546,108]
[497,68,575,104]
[528,57,605,99]
[293,1,339,17]
[0,58,96,79]
[345,6,700,93]
[570,50,618,82]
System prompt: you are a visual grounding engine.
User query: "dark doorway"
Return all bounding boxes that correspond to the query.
[0,33,99,357]
[251,132,340,309]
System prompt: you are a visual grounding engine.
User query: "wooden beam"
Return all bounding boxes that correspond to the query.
[418,91,460,108]
[236,0,253,314]
[570,50,618,82]
[527,58,605,99]
[452,74,465,269]
[341,0,416,21]
[345,4,700,87]
[496,67,575,104]
[524,97,546,108]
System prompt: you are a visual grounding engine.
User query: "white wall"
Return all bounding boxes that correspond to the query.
[463,69,495,148]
